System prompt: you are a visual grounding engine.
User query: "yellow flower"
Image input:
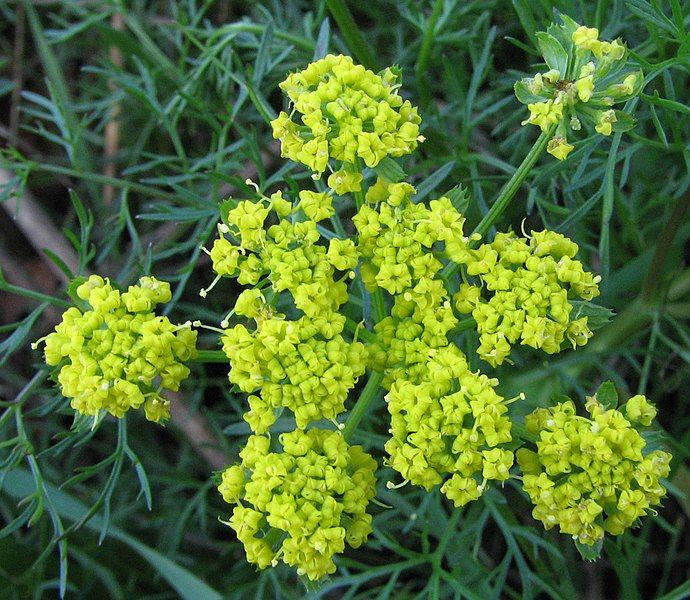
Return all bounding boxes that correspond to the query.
[384,344,514,506]
[522,99,564,132]
[327,168,363,194]
[624,394,658,426]
[547,136,574,160]
[515,16,639,155]
[595,109,617,135]
[37,275,197,422]
[447,230,598,366]
[575,76,594,102]
[218,429,377,580]
[518,397,672,545]
[572,25,600,49]
[271,54,422,173]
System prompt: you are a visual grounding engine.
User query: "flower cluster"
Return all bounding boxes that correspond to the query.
[207,158,378,577]
[348,177,516,504]
[217,429,377,580]
[206,43,671,577]
[31,36,674,581]
[385,344,514,506]
[36,275,197,422]
[514,14,643,159]
[222,311,367,431]
[208,186,369,431]
[370,293,458,388]
[354,177,466,295]
[271,54,423,175]
[451,230,600,366]
[208,192,352,328]
[517,393,671,545]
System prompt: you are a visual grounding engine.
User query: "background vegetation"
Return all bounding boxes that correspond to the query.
[0,0,689,598]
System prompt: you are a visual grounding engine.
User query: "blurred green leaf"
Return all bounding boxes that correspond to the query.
[2,469,223,600]
[575,537,603,561]
[595,381,619,410]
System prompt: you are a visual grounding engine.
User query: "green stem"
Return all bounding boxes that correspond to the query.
[192,350,227,363]
[666,302,690,319]
[0,282,70,308]
[563,269,690,379]
[350,159,386,323]
[640,189,690,303]
[342,371,384,441]
[352,157,366,210]
[473,127,554,238]
[33,163,180,201]
[439,127,554,283]
[450,317,476,335]
[344,316,376,344]
[325,0,378,71]
[414,0,443,103]
[371,288,387,324]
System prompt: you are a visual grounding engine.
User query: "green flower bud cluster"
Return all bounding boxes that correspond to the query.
[208,191,353,329]
[353,177,467,295]
[271,54,423,174]
[385,344,514,506]
[206,48,671,576]
[222,310,367,431]
[517,394,671,545]
[514,14,643,160]
[346,178,517,503]
[208,185,369,432]
[217,428,377,580]
[370,292,458,388]
[451,230,600,366]
[36,275,197,422]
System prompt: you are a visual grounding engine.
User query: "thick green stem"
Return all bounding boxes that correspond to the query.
[563,268,690,380]
[440,127,554,283]
[350,160,386,324]
[473,128,553,238]
[371,288,387,323]
[192,350,227,363]
[450,317,476,336]
[342,371,384,441]
[325,0,378,71]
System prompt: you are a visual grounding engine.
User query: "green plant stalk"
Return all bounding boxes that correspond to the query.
[351,160,387,323]
[371,288,387,323]
[0,283,71,308]
[414,0,443,103]
[563,268,690,379]
[32,163,180,200]
[440,126,554,283]
[472,126,555,238]
[451,317,477,335]
[325,0,378,71]
[640,188,690,303]
[192,350,227,363]
[343,316,376,343]
[342,370,384,441]
[511,267,690,390]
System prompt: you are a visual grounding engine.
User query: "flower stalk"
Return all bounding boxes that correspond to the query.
[440,126,555,283]
[342,370,384,441]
